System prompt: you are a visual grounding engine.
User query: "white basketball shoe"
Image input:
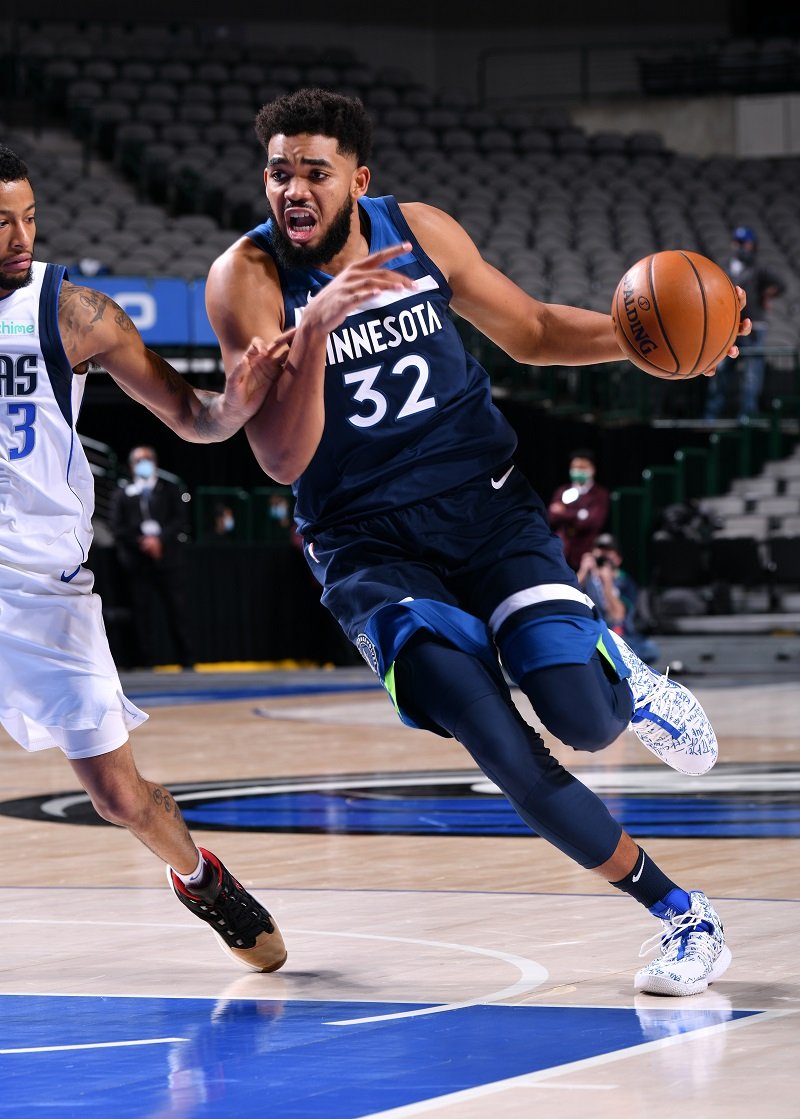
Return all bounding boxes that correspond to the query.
[609,632,718,775]
[635,891,731,997]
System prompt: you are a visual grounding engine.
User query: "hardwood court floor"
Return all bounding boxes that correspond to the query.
[0,667,797,1118]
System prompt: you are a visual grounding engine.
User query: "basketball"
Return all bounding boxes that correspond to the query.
[611,250,740,379]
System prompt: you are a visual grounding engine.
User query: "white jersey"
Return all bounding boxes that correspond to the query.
[0,260,94,577]
[0,262,148,755]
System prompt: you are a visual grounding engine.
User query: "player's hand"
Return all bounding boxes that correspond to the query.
[224,329,296,416]
[300,242,416,335]
[702,286,750,376]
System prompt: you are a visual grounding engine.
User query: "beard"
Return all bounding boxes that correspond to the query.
[266,195,355,270]
[0,266,33,294]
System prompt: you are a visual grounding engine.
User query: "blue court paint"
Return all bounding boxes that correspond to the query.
[180,790,800,839]
[128,682,382,707]
[0,995,756,1118]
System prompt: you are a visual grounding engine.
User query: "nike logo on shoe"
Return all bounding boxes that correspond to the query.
[491,466,514,489]
[632,852,646,882]
[60,565,81,582]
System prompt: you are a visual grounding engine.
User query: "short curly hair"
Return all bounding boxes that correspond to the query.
[0,144,29,184]
[254,87,372,164]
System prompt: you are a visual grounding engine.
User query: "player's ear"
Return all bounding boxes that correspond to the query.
[352,165,370,198]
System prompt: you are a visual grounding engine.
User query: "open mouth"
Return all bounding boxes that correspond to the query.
[284,207,318,243]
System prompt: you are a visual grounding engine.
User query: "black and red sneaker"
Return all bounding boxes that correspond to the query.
[167,848,287,972]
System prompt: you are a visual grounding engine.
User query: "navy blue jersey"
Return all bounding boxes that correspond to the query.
[246,195,517,534]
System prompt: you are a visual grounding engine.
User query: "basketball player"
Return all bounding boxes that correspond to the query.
[205,90,749,995]
[0,143,287,972]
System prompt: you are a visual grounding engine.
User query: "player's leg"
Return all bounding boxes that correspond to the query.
[63,719,286,973]
[309,493,728,994]
[393,634,729,996]
[466,470,718,774]
[0,568,285,974]
[393,632,626,868]
[68,735,196,869]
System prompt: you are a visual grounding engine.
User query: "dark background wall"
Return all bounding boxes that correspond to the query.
[10,2,800,35]
[6,2,734,28]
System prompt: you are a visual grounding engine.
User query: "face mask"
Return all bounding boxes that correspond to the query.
[222,515,235,533]
[734,247,754,264]
[570,470,590,485]
[133,459,155,480]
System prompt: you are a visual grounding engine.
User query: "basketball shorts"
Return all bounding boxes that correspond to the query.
[0,564,148,759]
[301,464,626,727]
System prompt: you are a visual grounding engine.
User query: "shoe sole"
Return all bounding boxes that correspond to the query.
[631,725,718,775]
[166,866,288,972]
[213,930,288,973]
[634,944,732,996]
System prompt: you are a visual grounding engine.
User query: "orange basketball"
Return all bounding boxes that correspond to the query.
[611,250,740,379]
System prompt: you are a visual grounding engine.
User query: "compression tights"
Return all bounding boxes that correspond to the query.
[392,636,624,869]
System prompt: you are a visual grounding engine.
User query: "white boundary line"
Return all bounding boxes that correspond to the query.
[0,1037,187,1054]
[356,1010,796,1117]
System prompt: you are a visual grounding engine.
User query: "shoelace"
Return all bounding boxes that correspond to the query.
[638,903,706,959]
[176,866,272,943]
[632,666,671,713]
[210,888,268,939]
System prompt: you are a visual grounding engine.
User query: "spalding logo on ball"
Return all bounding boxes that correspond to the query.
[611,250,740,379]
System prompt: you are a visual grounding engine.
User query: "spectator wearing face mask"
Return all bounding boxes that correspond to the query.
[548,448,611,571]
[205,502,237,541]
[110,446,195,669]
[704,226,784,423]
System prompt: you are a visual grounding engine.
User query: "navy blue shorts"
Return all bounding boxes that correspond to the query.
[303,464,571,618]
[300,464,626,712]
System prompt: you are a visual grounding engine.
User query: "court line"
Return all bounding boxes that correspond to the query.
[272,927,550,1025]
[0,1037,187,1054]
[356,1010,795,1117]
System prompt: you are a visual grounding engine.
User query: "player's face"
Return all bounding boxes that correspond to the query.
[0,179,35,294]
[263,133,368,269]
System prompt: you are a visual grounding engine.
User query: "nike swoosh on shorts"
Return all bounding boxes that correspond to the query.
[491,466,514,490]
[60,565,82,582]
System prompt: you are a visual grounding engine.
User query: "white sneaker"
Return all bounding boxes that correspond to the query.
[634,891,732,997]
[609,632,717,775]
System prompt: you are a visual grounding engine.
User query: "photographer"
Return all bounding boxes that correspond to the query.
[578,534,660,666]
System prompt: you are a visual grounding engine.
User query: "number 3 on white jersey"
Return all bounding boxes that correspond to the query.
[343,355,436,429]
[6,402,36,459]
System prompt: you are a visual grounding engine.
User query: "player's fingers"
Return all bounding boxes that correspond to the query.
[366,241,412,265]
[246,330,295,357]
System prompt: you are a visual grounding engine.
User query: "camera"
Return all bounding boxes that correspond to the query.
[595,554,611,568]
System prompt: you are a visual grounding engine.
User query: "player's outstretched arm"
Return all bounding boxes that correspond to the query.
[59,282,292,442]
[402,203,623,367]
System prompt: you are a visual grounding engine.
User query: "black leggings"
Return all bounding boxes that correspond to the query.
[393,637,626,869]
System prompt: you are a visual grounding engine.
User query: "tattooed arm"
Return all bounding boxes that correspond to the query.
[57,282,294,442]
